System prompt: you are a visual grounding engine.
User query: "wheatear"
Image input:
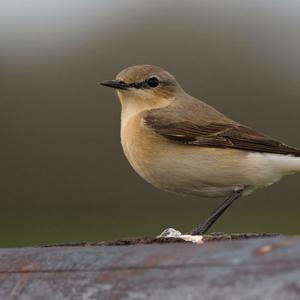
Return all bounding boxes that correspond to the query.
[101,64,300,235]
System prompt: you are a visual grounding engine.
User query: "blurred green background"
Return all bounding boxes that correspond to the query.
[1,0,300,247]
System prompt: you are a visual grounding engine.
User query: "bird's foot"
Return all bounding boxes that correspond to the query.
[157,228,203,244]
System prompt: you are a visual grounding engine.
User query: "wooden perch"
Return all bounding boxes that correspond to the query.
[0,234,299,300]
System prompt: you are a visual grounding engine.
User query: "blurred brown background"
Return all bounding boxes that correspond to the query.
[1,0,300,247]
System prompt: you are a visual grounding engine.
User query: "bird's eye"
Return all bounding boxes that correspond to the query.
[147,76,159,88]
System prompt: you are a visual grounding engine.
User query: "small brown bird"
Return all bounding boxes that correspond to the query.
[101,64,300,235]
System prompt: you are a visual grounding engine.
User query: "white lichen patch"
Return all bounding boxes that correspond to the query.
[157,228,203,244]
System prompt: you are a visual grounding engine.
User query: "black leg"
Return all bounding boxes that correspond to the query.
[190,190,243,235]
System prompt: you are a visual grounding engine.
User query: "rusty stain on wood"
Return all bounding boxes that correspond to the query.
[0,235,299,300]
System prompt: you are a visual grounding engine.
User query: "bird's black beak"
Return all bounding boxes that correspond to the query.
[99,80,130,90]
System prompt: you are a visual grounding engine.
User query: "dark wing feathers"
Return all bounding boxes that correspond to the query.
[144,115,300,156]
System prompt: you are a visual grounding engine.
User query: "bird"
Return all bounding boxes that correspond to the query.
[100,64,300,235]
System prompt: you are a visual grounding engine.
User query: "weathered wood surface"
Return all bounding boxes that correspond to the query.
[0,236,299,300]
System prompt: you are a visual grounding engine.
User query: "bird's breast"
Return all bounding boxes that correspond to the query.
[121,112,163,182]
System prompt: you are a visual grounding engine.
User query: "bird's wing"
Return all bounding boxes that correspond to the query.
[144,113,300,156]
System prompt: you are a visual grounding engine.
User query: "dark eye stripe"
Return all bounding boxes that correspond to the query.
[129,81,148,89]
[128,77,160,89]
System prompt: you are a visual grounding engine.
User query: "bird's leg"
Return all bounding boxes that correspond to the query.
[190,190,243,235]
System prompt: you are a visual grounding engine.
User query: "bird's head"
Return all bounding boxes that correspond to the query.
[100,65,183,110]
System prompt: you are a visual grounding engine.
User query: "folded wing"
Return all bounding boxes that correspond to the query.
[144,114,300,157]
